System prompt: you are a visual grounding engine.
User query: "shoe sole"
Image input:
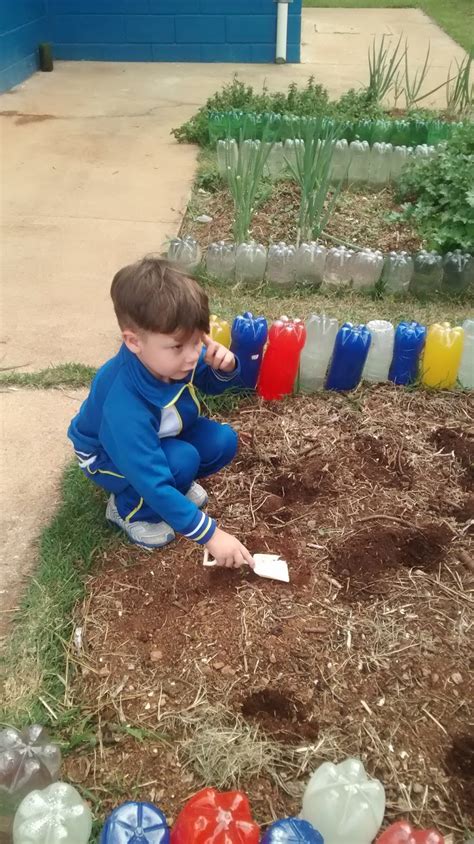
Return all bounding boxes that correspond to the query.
[106,518,175,550]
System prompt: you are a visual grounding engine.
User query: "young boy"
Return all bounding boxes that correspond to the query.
[68,256,254,569]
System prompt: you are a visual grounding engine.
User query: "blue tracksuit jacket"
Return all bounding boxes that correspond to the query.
[68,343,241,545]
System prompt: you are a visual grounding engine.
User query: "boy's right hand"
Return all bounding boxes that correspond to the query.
[205,528,255,570]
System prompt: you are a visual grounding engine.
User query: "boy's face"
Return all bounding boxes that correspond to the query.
[123,328,203,382]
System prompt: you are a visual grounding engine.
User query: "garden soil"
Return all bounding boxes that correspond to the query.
[66,388,473,835]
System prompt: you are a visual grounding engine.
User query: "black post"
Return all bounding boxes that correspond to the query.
[39,43,54,72]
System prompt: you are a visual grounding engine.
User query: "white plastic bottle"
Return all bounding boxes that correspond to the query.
[235,242,267,286]
[347,140,370,186]
[323,246,354,289]
[266,242,297,288]
[13,783,92,844]
[368,142,393,187]
[459,318,474,389]
[363,320,395,382]
[206,242,236,280]
[301,758,385,844]
[330,139,349,185]
[216,139,238,176]
[299,314,339,391]
[350,248,384,290]
[295,242,327,288]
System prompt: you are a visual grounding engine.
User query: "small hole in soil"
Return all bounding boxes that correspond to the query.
[242,689,299,721]
[445,733,474,780]
[241,688,319,742]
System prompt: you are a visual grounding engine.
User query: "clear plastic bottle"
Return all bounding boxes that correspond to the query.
[421,322,464,389]
[381,251,414,294]
[295,242,327,288]
[347,141,370,186]
[323,246,354,289]
[326,323,372,391]
[240,139,261,171]
[299,314,339,392]
[458,319,474,389]
[442,250,474,296]
[363,320,395,382]
[390,145,411,181]
[235,242,267,286]
[350,248,384,291]
[330,139,349,185]
[101,801,169,844]
[301,758,385,844]
[13,783,92,844]
[368,142,393,187]
[206,242,236,281]
[0,726,61,821]
[389,321,427,385]
[409,250,443,298]
[265,142,284,179]
[167,236,202,273]
[266,242,297,288]
[283,139,305,173]
[216,139,238,176]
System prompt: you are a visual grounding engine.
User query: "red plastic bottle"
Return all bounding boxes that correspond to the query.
[170,787,260,844]
[257,317,306,401]
[377,821,445,844]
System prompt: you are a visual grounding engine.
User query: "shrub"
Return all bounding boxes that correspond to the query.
[390,123,474,252]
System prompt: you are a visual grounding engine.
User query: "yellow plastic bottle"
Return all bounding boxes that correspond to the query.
[209,314,231,348]
[421,322,464,389]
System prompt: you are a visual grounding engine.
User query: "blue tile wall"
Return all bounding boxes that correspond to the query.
[0,0,49,92]
[0,0,302,91]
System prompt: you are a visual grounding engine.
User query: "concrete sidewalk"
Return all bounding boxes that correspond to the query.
[0,8,467,634]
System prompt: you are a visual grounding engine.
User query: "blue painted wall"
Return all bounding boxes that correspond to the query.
[0,0,50,92]
[0,0,302,92]
[51,0,301,64]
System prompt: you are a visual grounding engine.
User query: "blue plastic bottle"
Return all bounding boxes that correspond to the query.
[230,311,268,389]
[261,817,324,843]
[101,801,169,843]
[325,323,371,391]
[389,321,427,386]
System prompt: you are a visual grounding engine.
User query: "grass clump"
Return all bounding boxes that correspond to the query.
[0,363,96,390]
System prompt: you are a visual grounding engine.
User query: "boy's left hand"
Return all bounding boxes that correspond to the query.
[203,334,236,373]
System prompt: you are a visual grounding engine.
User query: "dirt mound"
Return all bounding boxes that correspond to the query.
[353,433,413,488]
[268,454,334,504]
[331,521,452,595]
[431,427,474,490]
[241,689,318,742]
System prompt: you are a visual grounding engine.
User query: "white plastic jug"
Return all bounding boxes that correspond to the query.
[13,783,92,844]
[363,320,395,382]
[299,314,339,391]
[301,758,385,844]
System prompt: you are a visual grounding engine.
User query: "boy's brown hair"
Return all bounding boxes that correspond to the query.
[110,256,210,336]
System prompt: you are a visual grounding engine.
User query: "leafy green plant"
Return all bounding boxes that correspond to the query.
[390,123,474,251]
[172,76,384,147]
[367,34,406,105]
[285,120,343,245]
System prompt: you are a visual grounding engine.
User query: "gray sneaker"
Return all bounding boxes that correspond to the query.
[186,481,208,508]
[106,495,175,550]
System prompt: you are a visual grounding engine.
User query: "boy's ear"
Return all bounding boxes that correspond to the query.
[122,329,142,355]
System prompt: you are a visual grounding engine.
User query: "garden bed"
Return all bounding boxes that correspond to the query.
[182,180,423,255]
[66,387,473,834]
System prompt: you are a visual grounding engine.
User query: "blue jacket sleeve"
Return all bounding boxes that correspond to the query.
[193,348,243,395]
[100,400,216,545]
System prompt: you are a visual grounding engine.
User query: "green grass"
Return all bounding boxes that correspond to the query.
[0,363,96,390]
[0,465,114,725]
[303,0,474,54]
